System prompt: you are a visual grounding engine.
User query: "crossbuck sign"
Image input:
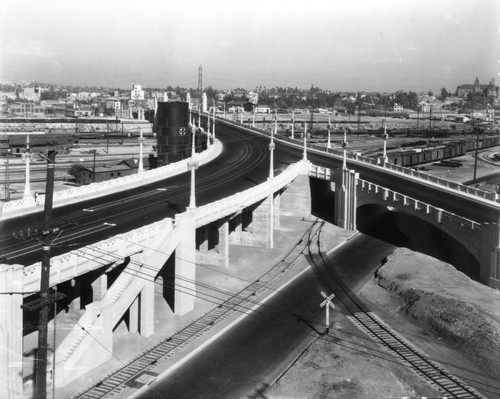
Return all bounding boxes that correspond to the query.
[320,291,335,334]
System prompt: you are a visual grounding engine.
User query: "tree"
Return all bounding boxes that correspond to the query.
[67,164,88,185]
[439,88,449,101]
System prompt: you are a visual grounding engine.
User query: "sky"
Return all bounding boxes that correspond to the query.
[0,0,499,93]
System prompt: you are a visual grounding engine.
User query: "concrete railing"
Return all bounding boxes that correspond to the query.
[308,164,332,181]
[0,135,222,220]
[358,179,482,233]
[19,217,175,293]
[216,115,497,202]
[11,160,307,292]
[193,160,308,228]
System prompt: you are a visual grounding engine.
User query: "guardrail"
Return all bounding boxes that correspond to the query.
[193,160,307,228]
[215,115,498,202]
[0,135,222,219]
[358,178,482,232]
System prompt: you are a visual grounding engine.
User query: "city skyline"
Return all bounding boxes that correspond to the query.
[1,0,499,93]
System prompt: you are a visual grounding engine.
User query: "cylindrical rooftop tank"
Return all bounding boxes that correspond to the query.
[156,101,190,164]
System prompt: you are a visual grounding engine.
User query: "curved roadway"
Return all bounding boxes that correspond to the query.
[1,118,496,267]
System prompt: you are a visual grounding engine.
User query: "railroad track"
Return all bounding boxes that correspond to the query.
[308,220,486,399]
[72,220,323,398]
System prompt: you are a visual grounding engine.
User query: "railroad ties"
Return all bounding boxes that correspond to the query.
[349,312,486,399]
[72,221,322,399]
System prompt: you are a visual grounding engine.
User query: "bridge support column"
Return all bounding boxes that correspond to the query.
[219,221,229,268]
[197,226,209,252]
[273,193,281,229]
[129,296,139,334]
[92,274,108,301]
[280,168,311,218]
[252,196,274,248]
[0,264,24,399]
[334,168,359,230]
[481,222,500,288]
[140,280,155,337]
[174,212,196,315]
[229,214,243,245]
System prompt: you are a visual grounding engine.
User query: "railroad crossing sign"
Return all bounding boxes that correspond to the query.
[320,291,335,334]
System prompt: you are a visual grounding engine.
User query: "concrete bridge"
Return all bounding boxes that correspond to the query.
[0,153,312,396]
[308,162,500,289]
[1,115,500,398]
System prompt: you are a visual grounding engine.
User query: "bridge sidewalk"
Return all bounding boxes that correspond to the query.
[56,216,356,399]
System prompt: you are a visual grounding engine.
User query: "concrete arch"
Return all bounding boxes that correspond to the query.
[357,193,482,262]
[357,202,480,280]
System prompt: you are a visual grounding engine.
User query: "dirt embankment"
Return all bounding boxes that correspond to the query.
[267,248,500,398]
[374,248,500,379]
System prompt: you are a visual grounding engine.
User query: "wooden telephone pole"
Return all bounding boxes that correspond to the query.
[20,150,65,398]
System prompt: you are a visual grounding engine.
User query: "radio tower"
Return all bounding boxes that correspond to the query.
[198,65,203,98]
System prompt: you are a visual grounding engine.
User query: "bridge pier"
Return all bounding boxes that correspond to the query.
[280,172,311,219]
[173,212,196,315]
[334,168,359,230]
[0,264,24,399]
[481,222,500,288]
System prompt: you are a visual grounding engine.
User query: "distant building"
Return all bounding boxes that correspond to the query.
[393,103,404,112]
[130,84,145,100]
[22,87,41,102]
[0,91,16,101]
[3,102,45,116]
[254,106,271,114]
[456,77,499,98]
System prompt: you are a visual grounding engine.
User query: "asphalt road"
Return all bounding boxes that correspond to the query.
[0,122,295,265]
[1,119,495,266]
[136,233,395,399]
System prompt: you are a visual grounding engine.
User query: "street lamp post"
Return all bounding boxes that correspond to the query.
[212,107,216,140]
[342,128,348,170]
[269,120,275,179]
[382,125,388,165]
[303,122,307,161]
[138,127,144,173]
[22,134,33,200]
[327,112,332,149]
[188,126,199,209]
[4,148,11,201]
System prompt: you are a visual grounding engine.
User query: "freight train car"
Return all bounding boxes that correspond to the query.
[388,135,500,167]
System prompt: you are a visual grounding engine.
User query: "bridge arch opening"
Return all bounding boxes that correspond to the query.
[357,204,479,281]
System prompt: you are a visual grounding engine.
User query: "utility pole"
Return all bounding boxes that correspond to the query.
[473,126,481,184]
[92,149,96,183]
[106,124,110,154]
[4,148,11,201]
[198,65,203,99]
[21,150,65,399]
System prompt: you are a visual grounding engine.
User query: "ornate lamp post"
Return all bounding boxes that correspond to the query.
[212,107,216,140]
[138,127,144,173]
[342,128,348,170]
[327,112,332,149]
[188,126,199,209]
[269,120,275,179]
[303,122,308,161]
[22,134,33,200]
[382,124,388,165]
[4,148,11,201]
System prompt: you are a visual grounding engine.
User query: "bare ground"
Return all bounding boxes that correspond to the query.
[266,248,500,399]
